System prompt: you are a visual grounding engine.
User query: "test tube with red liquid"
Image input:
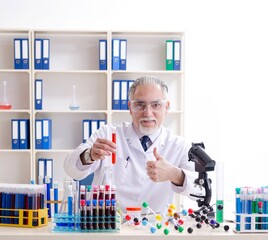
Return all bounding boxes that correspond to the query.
[112,129,116,164]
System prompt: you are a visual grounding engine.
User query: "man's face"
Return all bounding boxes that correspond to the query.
[128,84,170,135]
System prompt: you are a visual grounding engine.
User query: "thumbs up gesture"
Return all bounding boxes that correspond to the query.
[146,147,185,186]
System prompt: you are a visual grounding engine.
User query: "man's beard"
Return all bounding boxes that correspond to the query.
[138,117,158,135]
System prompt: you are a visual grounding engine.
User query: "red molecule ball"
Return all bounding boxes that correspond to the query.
[125,215,131,221]
[178,219,184,225]
[188,208,194,215]
[134,221,140,226]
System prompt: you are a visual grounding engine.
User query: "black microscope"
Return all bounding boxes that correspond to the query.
[188,142,216,215]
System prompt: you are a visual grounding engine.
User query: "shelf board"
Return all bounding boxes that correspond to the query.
[0,149,31,153]
[32,29,108,35]
[0,69,30,73]
[0,109,31,113]
[111,70,184,75]
[34,149,74,153]
[33,70,108,74]
[33,110,108,114]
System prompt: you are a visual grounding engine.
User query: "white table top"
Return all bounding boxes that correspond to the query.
[0,221,267,240]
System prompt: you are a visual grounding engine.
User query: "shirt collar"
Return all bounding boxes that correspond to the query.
[132,124,162,144]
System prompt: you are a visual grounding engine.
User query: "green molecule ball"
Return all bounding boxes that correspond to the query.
[163,228,170,235]
[142,202,149,208]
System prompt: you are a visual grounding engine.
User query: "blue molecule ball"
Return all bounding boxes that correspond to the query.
[142,220,148,226]
[150,227,157,233]
[181,209,188,216]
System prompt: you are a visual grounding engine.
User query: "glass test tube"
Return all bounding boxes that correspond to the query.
[216,161,224,223]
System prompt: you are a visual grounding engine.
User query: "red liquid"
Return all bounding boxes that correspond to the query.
[0,104,12,109]
[112,132,116,164]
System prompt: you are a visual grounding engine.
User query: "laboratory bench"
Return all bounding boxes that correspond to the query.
[0,222,267,240]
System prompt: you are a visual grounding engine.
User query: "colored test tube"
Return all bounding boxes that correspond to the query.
[105,199,111,229]
[257,201,263,230]
[216,162,224,223]
[67,185,73,228]
[111,199,116,229]
[98,199,104,229]
[54,182,59,214]
[92,199,98,230]
[80,200,86,230]
[263,188,268,230]
[246,187,253,230]
[45,176,51,218]
[112,130,116,164]
[67,185,73,217]
[86,200,92,230]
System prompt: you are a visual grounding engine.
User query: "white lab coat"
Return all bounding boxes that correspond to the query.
[64,122,201,214]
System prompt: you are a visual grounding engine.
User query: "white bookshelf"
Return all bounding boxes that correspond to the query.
[0,30,184,186]
[0,29,32,183]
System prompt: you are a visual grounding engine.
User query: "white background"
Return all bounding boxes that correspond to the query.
[1,0,268,216]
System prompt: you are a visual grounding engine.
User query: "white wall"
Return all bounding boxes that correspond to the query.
[1,0,268,216]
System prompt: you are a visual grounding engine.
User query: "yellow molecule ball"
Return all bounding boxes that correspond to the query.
[155,214,162,221]
[169,204,176,210]
[167,208,173,217]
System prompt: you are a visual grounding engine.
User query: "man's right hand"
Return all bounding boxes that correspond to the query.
[91,138,116,161]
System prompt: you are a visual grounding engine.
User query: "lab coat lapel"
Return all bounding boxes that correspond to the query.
[125,124,167,154]
[125,124,144,153]
[146,127,167,153]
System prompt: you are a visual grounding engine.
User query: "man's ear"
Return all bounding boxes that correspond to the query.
[128,101,132,115]
[166,101,170,111]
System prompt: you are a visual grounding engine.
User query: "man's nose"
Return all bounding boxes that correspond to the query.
[143,105,154,115]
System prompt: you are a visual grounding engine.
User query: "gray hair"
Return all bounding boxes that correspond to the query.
[128,76,168,100]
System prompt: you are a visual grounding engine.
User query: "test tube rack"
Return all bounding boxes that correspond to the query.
[52,212,121,232]
[235,186,268,233]
[52,181,120,232]
[235,213,268,233]
[0,208,48,228]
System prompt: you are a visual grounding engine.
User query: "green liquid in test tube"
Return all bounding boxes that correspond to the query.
[216,162,224,223]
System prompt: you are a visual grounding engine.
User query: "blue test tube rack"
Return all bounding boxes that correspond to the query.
[52,181,120,232]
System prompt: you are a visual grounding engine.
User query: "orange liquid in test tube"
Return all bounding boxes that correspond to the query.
[112,131,116,164]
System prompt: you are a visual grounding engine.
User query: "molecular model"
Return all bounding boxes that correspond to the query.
[124,201,229,235]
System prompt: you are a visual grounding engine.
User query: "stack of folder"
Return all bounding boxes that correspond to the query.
[34,39,50,69]
[112,80,134,110]
[38,158,54,218]
[166,40,181,70]
[112,39,127,70]
[11,119,30,149]
[35,119,52,149]
[38,158,53,186]
[82,119,106,143]
[14,38,29,69]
